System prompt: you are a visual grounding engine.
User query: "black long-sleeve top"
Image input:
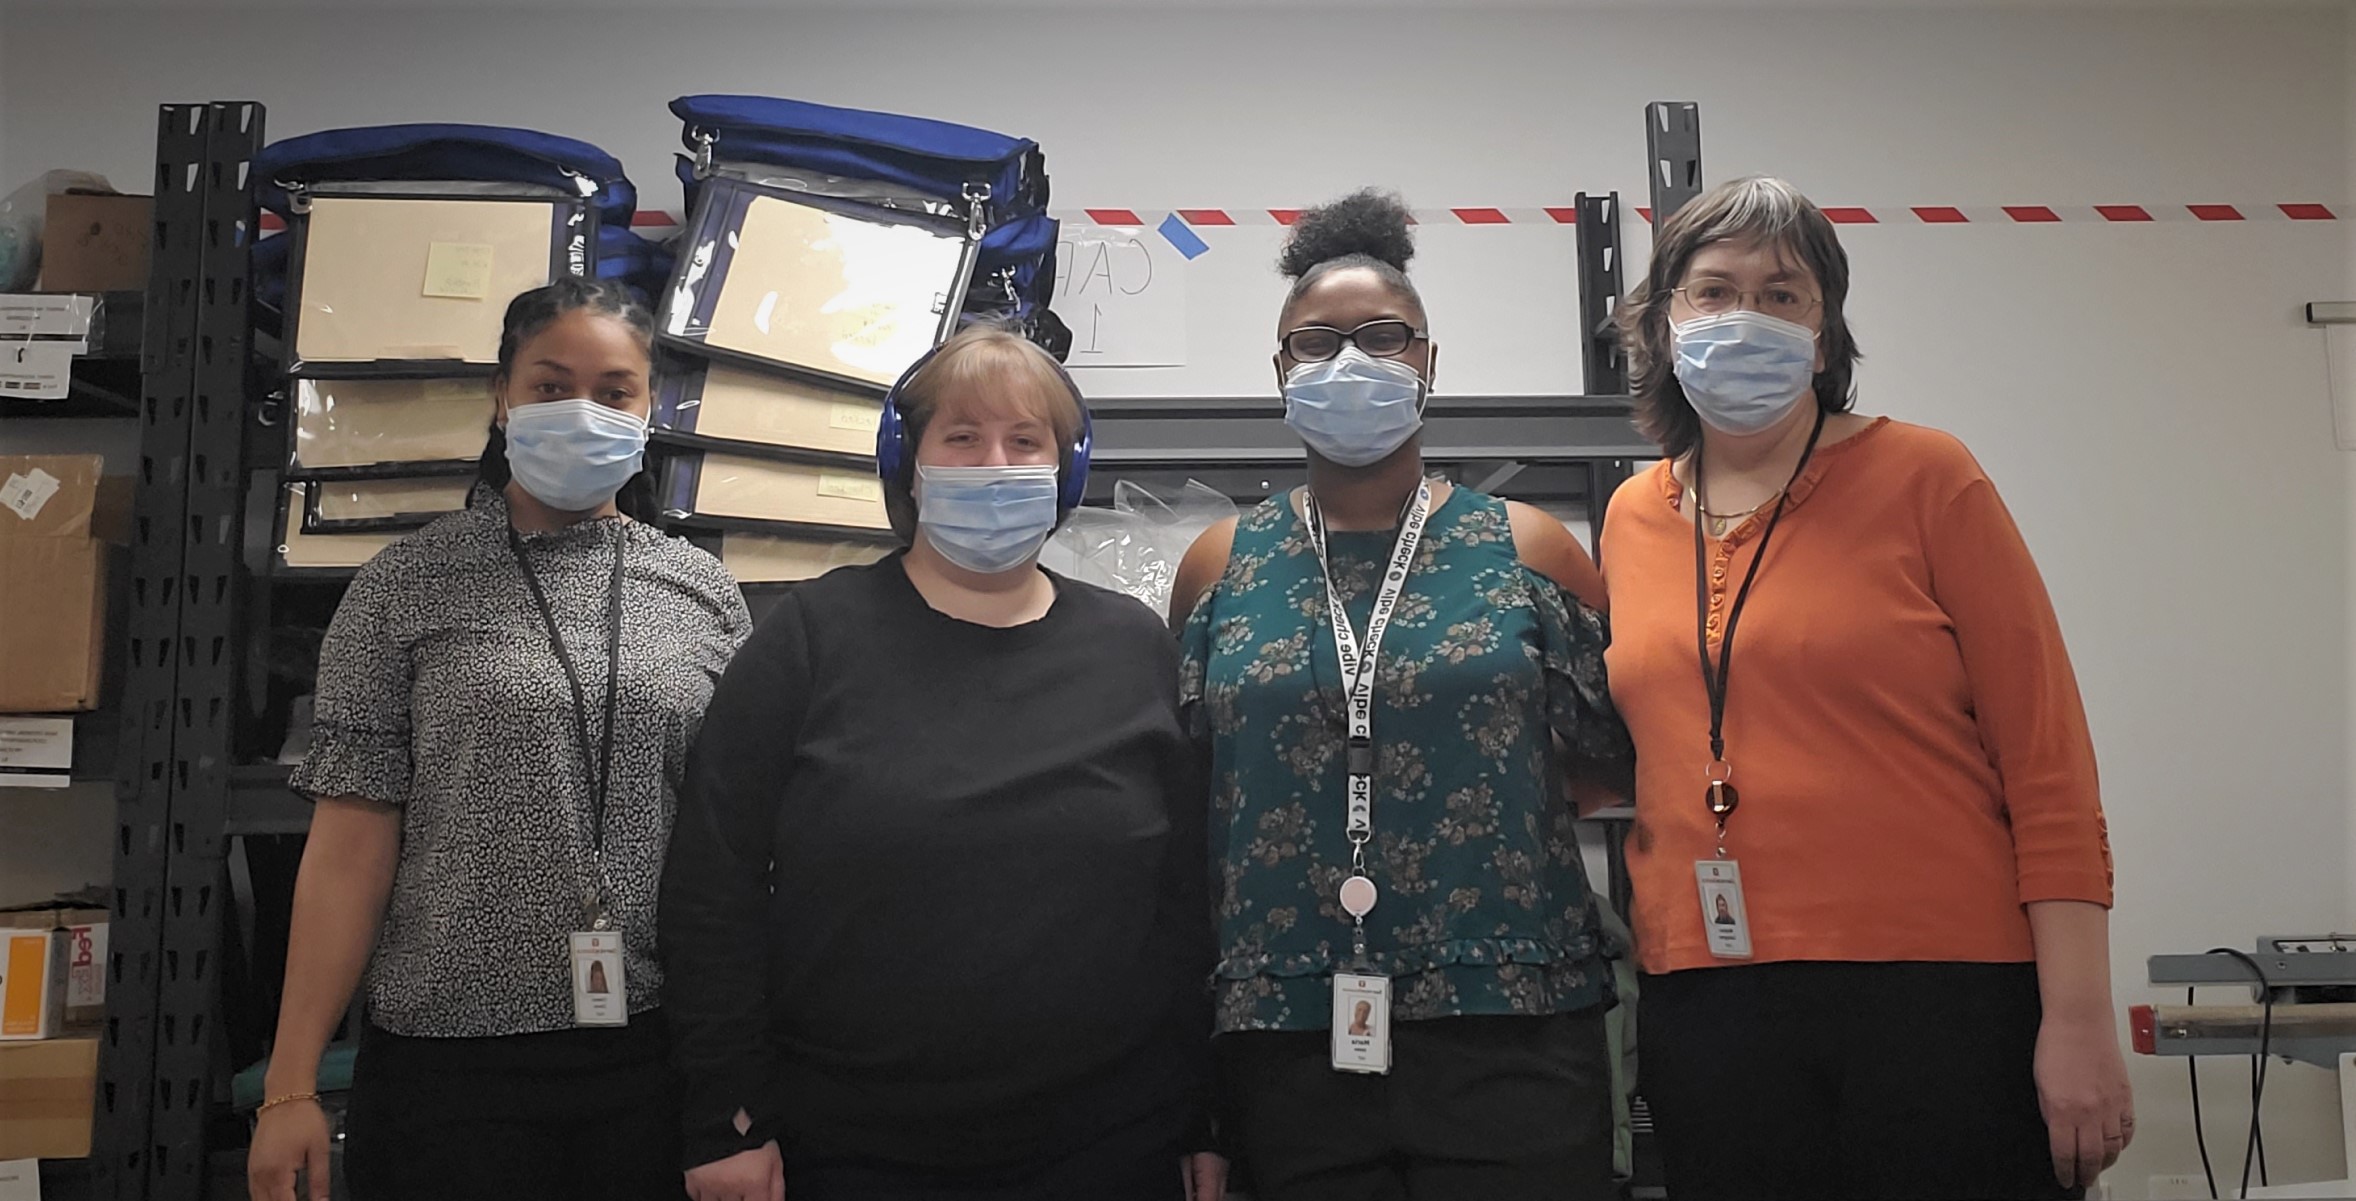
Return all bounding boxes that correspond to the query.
[659,554,1211,1173]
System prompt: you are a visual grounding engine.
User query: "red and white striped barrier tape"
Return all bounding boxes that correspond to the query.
[1058,203,2341,226]
[255,202,2341,237]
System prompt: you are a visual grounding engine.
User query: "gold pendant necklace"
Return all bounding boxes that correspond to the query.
[1691,490,1781,538]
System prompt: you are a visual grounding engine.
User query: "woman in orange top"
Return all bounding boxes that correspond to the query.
[1599,177,2130,1201]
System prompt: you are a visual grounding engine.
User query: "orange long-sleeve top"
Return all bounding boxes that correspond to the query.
[1600,418,2113,976]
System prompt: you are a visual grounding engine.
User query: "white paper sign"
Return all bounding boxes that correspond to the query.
[1053,225,1187,368]
[0,718,72,771]
[0,343,73,400]
[0,293,95,340]
[0,1159,39,1201]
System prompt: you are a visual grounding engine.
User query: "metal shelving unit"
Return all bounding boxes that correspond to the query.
[66,95,1698,1201]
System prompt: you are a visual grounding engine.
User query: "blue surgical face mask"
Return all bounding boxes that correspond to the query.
[503,398,649,512]
[1671,310,1820,436]
[1283,346,1427,467]
[914,463,1061,575]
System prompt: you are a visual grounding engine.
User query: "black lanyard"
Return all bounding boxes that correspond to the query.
[1691,408,1826,830]
[507,524,626,861]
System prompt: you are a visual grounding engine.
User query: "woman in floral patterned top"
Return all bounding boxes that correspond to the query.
[1170,190,1635,1201]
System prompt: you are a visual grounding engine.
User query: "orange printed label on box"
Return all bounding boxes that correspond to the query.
[0,932,61,1039]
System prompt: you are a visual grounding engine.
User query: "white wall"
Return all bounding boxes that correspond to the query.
[3,4,2352,1194]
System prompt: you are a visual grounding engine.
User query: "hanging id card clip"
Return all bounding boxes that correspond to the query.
[570,884,627,1027]
[1695,858,1754,961]
[1331,869,1390,1074]
[1330,971,1392,1074]
[570,930,628,1027]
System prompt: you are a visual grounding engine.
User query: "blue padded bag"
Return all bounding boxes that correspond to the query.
[253,123,635,227]
[250,124,657,333]
[670,95,1046,220]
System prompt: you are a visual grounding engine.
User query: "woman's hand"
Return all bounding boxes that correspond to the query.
[1183,1151,1229,1201]
[685,1140,784,1201]
[2034,1010,2135,1190]
[245,1098,334,1201]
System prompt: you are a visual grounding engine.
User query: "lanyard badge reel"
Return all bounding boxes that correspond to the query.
[1307,480,1432,1075]
[1688,411,1824,962]
[509,525,632,1027]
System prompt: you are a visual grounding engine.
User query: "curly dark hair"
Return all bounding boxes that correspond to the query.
[1277,188,1423,321]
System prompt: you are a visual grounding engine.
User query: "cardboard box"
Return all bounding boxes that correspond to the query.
[0,1038,97,1159]
[37,193,151,295]
[0,456,122,714]
[0,911,105,1031]
[0,932,65,1040]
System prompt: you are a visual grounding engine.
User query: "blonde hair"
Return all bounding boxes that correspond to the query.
[882,324,1084,540]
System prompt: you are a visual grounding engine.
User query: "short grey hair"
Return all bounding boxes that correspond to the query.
[1617,176,1861,460]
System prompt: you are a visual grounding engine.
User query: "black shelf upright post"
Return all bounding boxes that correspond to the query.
[1645,101,1703,227]
[90,99,267,1201]
[93,103,212,1201]
[1573,191,1628,398]
[146,100,266,1201]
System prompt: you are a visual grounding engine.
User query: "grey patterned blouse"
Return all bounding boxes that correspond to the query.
[292,488,750,1038]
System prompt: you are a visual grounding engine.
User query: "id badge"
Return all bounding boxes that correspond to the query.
[569,930,629,1027]
[1695,859,1754,960]
[1330,973,1392,1074]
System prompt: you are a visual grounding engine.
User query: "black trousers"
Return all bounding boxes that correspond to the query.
[344,1013,688,1201]
[783,1102,1187,1201]
[1639,961,2078,1201]
[1216,1010,1617,1201]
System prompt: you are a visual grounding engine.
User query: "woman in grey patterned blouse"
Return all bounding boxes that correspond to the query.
[246,280,750,1201]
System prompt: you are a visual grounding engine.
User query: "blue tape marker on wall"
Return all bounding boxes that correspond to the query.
[1158,213,1211,261]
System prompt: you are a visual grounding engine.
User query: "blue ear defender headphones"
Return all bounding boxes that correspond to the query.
[873,338,1093,513]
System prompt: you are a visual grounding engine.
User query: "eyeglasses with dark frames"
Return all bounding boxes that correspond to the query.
[1279,319,1428,363]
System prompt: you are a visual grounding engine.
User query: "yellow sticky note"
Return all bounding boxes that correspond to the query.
[828,403,883,435]
[421,242,497,300]
[815,472,883,503]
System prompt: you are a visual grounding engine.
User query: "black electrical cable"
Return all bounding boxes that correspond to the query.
[2251,1058,2269,1187]
[2186,985,2218,1201]
[2203,948,2274,1201]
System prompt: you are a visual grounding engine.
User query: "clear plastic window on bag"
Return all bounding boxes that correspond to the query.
[277,482,403,571]
[660,450,892,535]
[293,193,585,370]
[718,532,890,584]
[659,176,969,389]
[290,377,494,477]
[1039,480,1238,615]
[652,359,882,462]
[302,475,472,533]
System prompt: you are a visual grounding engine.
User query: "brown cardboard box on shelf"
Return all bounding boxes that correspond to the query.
[0,455,127,713]
[0,1037,98,1159]
[38,192,152,294]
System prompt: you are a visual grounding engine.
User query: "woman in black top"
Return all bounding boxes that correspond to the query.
[247,279,750,1201]
[661,324,1221,1201]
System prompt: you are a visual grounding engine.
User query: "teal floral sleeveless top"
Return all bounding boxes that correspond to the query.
[1179,486,1634,1033]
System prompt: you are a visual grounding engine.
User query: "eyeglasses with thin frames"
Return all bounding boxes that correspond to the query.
[1672,279,1822,324]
